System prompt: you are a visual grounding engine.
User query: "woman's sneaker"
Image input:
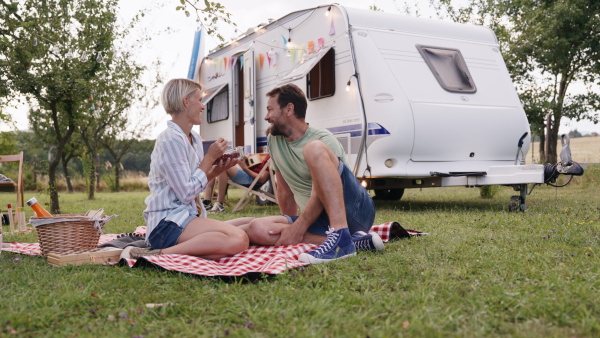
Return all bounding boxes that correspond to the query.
[208,201,225,214]
[298,228,356,264]
[202,199,213,211]
[352,231,385,252]
[121,247,162,260]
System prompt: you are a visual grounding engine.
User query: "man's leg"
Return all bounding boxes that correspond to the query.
[301,140,347,230]
[246,215,325,246]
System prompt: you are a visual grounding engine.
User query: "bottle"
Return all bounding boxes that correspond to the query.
[26,197,53,217]
[7,204,15,233]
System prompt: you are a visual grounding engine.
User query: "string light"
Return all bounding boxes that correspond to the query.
[79,51,88,61]
[325,6,332,17]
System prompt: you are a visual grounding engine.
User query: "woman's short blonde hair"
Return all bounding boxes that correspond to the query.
[161,78,202,114]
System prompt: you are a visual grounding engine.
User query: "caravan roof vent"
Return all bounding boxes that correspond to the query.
[416,45,477,94]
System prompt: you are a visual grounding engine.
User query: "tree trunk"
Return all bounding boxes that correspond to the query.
[114,163,120,192]
[548,119,561,164]
[87,155,96,200]
[538,134,546,164]
[61,154,74,193]
[48,159,61,214]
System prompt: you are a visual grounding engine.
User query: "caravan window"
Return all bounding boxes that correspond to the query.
[307,48,335,100]
[416,45,477,93]
[206,85,229,123]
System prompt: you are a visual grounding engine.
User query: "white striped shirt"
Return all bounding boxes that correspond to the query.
[143,121,208,242]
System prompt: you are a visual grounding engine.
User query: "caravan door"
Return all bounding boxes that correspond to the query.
[242,50,256,154]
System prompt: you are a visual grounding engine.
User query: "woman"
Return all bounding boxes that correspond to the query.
[131,78,249,260]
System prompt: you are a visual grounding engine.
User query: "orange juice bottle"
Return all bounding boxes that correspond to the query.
[26,197,53,217]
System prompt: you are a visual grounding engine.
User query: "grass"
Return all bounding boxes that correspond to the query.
[1,166,599,337]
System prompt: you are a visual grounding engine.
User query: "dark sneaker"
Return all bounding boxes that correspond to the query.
[202,199,213,211]
[298,228,356,264]
[352,231,385,252]
[129,248,162,259]
[208,201,225,214]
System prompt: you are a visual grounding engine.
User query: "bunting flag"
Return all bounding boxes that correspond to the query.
[329,17,336,36]
[232,56,238,69]
[291,48,297,64]
[318,38,325,49]
[281,34,288,50]
[259,53,264,69]
[223,57,228,70]
[266,52,272,67]
[271,51,278,67]
[239,55,244,69]
[229,57,234,70]
[308,41,315,54]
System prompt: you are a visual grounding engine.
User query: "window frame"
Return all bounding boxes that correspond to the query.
[206,85,229,123]
[306,48,336,101]
[416,45,477,94]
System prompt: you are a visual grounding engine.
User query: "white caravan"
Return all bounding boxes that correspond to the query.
[194,4,578,210]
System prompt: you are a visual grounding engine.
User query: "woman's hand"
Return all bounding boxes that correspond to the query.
[198,138,240,181]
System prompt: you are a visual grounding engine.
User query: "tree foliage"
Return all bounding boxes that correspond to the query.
[175,0,235,41]
[431,0,600,163]
[0,0,155,211]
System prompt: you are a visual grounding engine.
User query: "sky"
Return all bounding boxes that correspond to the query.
[3,0,599,138]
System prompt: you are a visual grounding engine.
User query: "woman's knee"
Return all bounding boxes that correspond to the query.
[226,227,249,255]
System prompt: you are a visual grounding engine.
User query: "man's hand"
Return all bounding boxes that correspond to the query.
[270,223,305,246]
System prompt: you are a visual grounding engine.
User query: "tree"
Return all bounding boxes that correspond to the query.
[0,0,150,212]
[431,0,600,163]
[175,0,234,41]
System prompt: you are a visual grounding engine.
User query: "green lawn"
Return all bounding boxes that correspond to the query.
[1,169,599,337]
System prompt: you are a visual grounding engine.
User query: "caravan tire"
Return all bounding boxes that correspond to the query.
[373,188,405,201]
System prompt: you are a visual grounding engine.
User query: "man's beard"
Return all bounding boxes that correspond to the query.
[269,122,290,137]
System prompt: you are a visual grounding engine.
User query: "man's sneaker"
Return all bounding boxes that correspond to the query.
[126,247,162,259]
[208,201,225,214]
[352,231,385,252]
[298,228,356,264]
[202,199,213,211]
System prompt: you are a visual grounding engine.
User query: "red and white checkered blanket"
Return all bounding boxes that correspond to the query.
[2,222,426,277]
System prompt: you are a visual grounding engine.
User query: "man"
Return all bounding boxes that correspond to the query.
[246,84,381,264]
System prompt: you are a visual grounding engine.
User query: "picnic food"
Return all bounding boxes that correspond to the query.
[213,147,244,165]
[27,197,53,217]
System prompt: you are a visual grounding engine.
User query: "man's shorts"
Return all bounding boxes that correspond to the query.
[282,158,376,236]
[230,169,264,190]
[148,214,196,249]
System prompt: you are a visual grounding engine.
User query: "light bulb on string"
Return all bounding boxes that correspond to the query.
[33,37,38,46]
[96,52,104,63]
[346,80,351,92]
[52,44,60,54]
[90,104,95,111]
[65,49,74,59]
[80,51,88,61]
[93,111,100,120]
[325,6,332,17]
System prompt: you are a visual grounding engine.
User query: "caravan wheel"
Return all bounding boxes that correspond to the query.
[373,188,405,201]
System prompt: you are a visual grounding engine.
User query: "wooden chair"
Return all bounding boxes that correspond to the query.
[0,151,25,209]
[229,158,278,212]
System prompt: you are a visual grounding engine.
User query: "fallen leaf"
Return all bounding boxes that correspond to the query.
[146,302,174,308]
[403,321,410,329]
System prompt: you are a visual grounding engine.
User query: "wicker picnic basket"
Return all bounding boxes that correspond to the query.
[31,213,115,257]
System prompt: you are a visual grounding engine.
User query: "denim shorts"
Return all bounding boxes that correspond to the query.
[283,159,376,236]
[148,214,197,250]
[230,169,263,190]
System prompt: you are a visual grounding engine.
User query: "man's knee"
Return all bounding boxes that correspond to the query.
[247,219,275,245]
[303,140,337,164]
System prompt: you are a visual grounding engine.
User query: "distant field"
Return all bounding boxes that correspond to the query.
[527,136,600,163]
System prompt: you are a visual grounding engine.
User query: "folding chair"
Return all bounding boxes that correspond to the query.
[0,151,25,209]
[229,158,278,212]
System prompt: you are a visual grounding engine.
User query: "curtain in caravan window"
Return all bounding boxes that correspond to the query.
[207,88,229,123]
[416,45,477,93]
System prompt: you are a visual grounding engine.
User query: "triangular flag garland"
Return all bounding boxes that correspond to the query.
[259,53,264,69]
[329,17,336,36]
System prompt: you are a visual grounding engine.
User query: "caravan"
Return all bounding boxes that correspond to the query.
[194,4,578,210]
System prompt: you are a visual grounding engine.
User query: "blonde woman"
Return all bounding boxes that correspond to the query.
[132,79,249,260]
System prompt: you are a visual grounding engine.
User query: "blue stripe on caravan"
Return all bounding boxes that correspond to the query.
[255,123,390,146]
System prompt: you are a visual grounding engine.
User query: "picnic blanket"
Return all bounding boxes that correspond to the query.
[2,222,427,277]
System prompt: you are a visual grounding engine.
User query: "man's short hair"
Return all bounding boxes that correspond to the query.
[161,78,202,114]
[266,84,308,119]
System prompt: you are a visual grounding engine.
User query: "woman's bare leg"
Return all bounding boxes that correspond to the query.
[160,218,249,259]
[247,216,326,246]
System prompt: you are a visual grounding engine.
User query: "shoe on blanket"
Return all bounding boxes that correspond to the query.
[127,247,162,259]
[202,199,213,211]
[352,231,385,252]
[298,228,356,264]
[208,201,225,214]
